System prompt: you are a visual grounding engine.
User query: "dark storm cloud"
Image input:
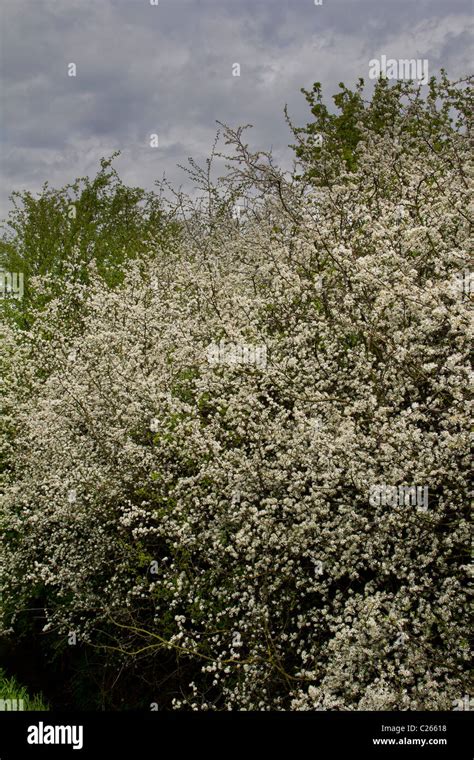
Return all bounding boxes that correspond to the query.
[0,0,472,218]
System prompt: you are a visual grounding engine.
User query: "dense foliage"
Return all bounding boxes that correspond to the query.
[1,75,472,710]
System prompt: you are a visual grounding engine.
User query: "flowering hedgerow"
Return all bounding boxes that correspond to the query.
[0,76,472,710]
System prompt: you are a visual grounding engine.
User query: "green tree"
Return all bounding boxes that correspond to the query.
[0,153,179,328]
[288,70,473,186]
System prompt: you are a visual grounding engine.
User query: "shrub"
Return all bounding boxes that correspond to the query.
[1,75,471,710]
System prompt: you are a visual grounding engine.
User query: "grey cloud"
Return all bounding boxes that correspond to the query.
[0,0,472,219]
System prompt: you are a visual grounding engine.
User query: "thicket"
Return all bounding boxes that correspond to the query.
[0,73,471,710]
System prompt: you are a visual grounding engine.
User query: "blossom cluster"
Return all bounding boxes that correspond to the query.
[1,80,471,711]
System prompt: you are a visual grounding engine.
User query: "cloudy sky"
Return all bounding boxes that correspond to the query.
[0,0,472,220]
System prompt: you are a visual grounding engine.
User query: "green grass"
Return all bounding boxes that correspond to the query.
[0,668,49,711]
